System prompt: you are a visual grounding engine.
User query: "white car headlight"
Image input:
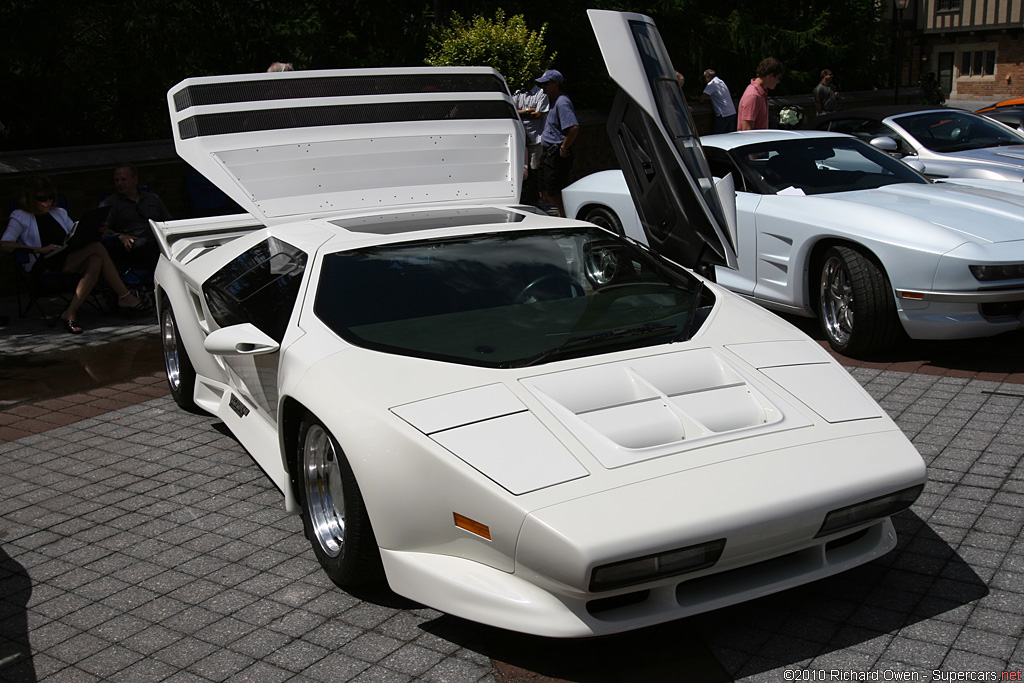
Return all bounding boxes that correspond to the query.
[589,538,727,592]
[815,484,924,539]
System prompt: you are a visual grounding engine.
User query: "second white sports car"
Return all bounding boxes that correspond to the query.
[564,130,1024,355]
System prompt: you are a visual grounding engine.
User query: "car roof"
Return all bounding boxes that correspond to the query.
[813,105,952,124]
[700,129,849,151]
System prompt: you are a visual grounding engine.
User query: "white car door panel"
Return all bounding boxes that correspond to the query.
[714,192,761,296]
[751,200,816,310]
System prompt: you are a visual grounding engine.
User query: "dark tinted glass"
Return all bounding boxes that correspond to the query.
[204,237,307,342]
[315,228,712,367]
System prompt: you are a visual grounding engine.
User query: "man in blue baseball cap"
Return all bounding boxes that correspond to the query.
[536,69,579,217]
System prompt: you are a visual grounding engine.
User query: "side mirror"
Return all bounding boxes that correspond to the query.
[204,323,280,356]
[869,136,899,153]
[903,159,926,173]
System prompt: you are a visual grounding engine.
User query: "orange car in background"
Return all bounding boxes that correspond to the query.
[976,96,1024,112]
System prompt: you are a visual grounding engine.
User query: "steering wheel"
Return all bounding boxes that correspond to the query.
[515,273,585,304]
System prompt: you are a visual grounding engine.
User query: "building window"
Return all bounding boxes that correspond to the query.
[959,50,996,77]
[937,0,961,10]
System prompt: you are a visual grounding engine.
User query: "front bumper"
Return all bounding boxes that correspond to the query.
[895,286,1024,304]
[381,518,898,637]
[381,430,925,637]
[896,292,1024,340]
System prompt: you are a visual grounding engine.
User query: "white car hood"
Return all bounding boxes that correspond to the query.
[823,182,1024,244]
[383,294,884,496]
[167,67,523,225]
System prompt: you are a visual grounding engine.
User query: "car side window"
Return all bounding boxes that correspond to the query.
[203,237,308,343]
[705,148,748,192]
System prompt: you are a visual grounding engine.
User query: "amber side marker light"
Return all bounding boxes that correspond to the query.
[815,484,924,539]
[453,513,491,540]
[899,291,925,300]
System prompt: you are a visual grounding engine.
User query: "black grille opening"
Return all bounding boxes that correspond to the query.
[175,73,509,111]
[824,527,871,553]
[980,301,1024,319]
[178,100,517,139]
[586,590,651,615]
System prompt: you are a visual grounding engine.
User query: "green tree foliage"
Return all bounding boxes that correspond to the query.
[425,10,554,92]
[435,0,888,102]
[662,0,888,97]
[0,0,889,150]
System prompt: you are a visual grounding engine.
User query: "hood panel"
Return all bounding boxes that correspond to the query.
[834,183,1024,244]
[167,68,523,224]
[520,347,814,469]
[392,384,588,495]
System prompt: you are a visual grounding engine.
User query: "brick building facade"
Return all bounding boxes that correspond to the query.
[898,0,1024,103]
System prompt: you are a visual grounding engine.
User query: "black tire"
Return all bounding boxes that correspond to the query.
[296,415,383,586]
[817,245,901,356]
[582,206,624,235]
[160,297,197,410]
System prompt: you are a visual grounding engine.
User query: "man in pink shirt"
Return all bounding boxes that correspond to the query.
[738,57,785,131]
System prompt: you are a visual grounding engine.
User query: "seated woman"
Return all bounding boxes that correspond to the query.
[1,176,151,334]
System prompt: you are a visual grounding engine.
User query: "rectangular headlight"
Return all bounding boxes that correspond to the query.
[589,539,726,592]
[970,263,1024,281]
[815,484,924,538]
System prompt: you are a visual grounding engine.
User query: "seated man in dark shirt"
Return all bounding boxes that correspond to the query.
[102,163,172,273]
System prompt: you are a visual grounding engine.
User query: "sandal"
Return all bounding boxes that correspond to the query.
[64,319,84,334]
[118,299,153,317]
[117,291,153,317]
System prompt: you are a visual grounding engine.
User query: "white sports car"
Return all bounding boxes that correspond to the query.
[153,11,925,637]
[813,106,1024,181]
[563,130,1024,356]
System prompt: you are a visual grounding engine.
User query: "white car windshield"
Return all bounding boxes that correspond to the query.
[730,137,928,195]
[314,227,713,368]
[895,110,1024,152]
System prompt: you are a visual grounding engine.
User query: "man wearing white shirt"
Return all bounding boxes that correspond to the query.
[513,84,549,206]
[698,69,737,134]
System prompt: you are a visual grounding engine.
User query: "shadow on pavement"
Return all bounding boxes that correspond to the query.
[781,313,1024,375]
[0,544,37,683]
[420,616,730,682]
[691,511,986,679]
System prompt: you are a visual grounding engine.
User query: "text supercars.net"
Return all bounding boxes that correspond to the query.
[783,669,1023,681]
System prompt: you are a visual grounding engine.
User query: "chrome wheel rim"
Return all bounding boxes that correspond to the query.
[303,424,345,557]
[161,309,181,393]
[585,212,616,232]
[584,248,619,286]
[820,256,854,346]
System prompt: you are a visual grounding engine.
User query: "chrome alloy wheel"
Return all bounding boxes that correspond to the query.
[820,254,854,346]
[303,424,346,558]
[161,308,181,393]
[584,247,619,286]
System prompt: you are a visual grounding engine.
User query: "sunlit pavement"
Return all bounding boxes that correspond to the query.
[1,294,1022,681]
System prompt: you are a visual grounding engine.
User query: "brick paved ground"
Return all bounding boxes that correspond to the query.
[1,296,1022,681]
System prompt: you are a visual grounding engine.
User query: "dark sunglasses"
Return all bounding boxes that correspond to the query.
[33,194,55,202]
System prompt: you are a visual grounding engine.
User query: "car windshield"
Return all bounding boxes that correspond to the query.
[731,137,928,195]
[894,111,1024,152]
[314,227,714,368]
